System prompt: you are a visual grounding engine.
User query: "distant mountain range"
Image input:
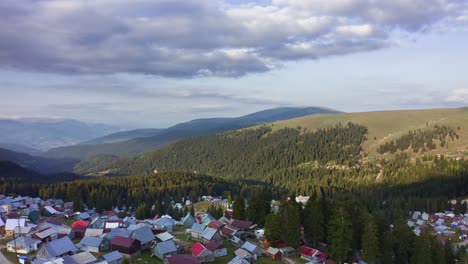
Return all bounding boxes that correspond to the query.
[0,147,77,174]
[0,118,122,151]
[44,107,341,159]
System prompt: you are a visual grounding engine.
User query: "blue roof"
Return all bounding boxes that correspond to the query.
[43,236,78,257]
[103,250,123,262]
[201,227,218,240]
[191,223,206,233]
[156,240,177,254]
[131,226,155,244]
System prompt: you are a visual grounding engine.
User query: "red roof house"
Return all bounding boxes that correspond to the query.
[111,236,141,256]
[191,242,214,262]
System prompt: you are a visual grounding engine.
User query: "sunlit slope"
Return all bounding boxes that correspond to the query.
[263,107,468,157]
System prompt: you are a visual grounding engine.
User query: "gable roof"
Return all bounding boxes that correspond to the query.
[241,241,258,253]
[191,223,206,234]
[228,256,250,264]
[66,251,97,264]
[201,214,215,225]
[34,227,57,239]
[111,236,136,248]
[155,232,174,242]
[106,228,131,239]
[5,218,26,231]
[302,247,319,256]
[85,228,104,237]
[7,236,41,247]
[231,220,253,229]
[103,250,123,262]
[222,225,240,236]
[78,236,104,247]
[182,213,195,223]
[42,236,78,257]
[191,242,207,257]
[131,225,155,244]
[266,247,281,255]
[205,241,224,252]
[71,220,90,228]
[156,240,178,254]
[201,227,218,240]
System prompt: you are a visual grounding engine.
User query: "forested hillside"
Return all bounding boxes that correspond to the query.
[80,122,368,176]
[45,107,340,159]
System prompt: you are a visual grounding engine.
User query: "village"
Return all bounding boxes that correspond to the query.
[0,194,329,264]
[0,193,466,264]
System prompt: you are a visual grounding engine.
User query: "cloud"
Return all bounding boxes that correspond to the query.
[0,0,466,77]
[446,89,468,103]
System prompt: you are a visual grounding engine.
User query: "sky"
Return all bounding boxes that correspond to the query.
[0,0,467,128]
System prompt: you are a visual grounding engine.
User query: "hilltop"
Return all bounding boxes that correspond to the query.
[263,107,468,158]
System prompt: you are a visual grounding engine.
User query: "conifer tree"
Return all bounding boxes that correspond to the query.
[411,235,432,264]
[381,230,394,264]
[280,199,301,248]
[264,213,282,247]
[328,204,353,263]
[304,199,325,246]
[361,215,379,263]
[232,196,245,220]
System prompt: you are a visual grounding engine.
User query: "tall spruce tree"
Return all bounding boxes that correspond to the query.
[361,215,379,263]
[393,219,415,264]
[232,196,246,220]
[264,212,282,246]
[303,199,325,247]
[411,235,432,264]
[327,204,353,263]
[280,199,302,248]
[381,230,394,264]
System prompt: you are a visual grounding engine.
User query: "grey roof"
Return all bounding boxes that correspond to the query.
[191,223,206,234]
[155,232,174,242]
[131,225,155,244]
[80,212,91,219]
[7,236,41,247]
[66,251,97,264]
[85,228,104,237]
[241,241,258,253]
[156,240,178,254]
[182,213,195,223]
[42,236,78,257]
[103,250,123,262]
[154,217,175,227]
[201,227,218,240]
[78,236,104,247]
[228,256,250,264]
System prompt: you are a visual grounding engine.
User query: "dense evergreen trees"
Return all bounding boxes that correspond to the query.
[232,196,246,220]
[377,125,459,154]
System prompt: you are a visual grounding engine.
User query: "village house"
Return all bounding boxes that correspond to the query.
[191,242,215,263]
[266,247,282,260]
[205,241,227,257]
[190,223,207,240]
[36,236,78,260]
[301,247,328,263]
[234,248,253,262]
[221,225,240,238]
[32,227,58,243]
[5,218,27,237]
[201,214,215,225]
[152,240,178,260]
[230,236,245,248]
[241,241,262,258]
[201,227,222,244]
[182,213,196,229]
[111,236,142,256]
[131,225,156,250]
[7,236,42,254]
[228,255,250,264]
[154,216,176,232]
[77,236,110,253]
[231,219,256,231]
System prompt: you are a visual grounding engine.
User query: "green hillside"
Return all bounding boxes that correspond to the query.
[265,107,468,157]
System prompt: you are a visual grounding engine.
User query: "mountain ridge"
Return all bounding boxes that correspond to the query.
[44,106,340,159]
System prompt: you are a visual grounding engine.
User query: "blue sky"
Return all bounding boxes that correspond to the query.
[0,0,467,127]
